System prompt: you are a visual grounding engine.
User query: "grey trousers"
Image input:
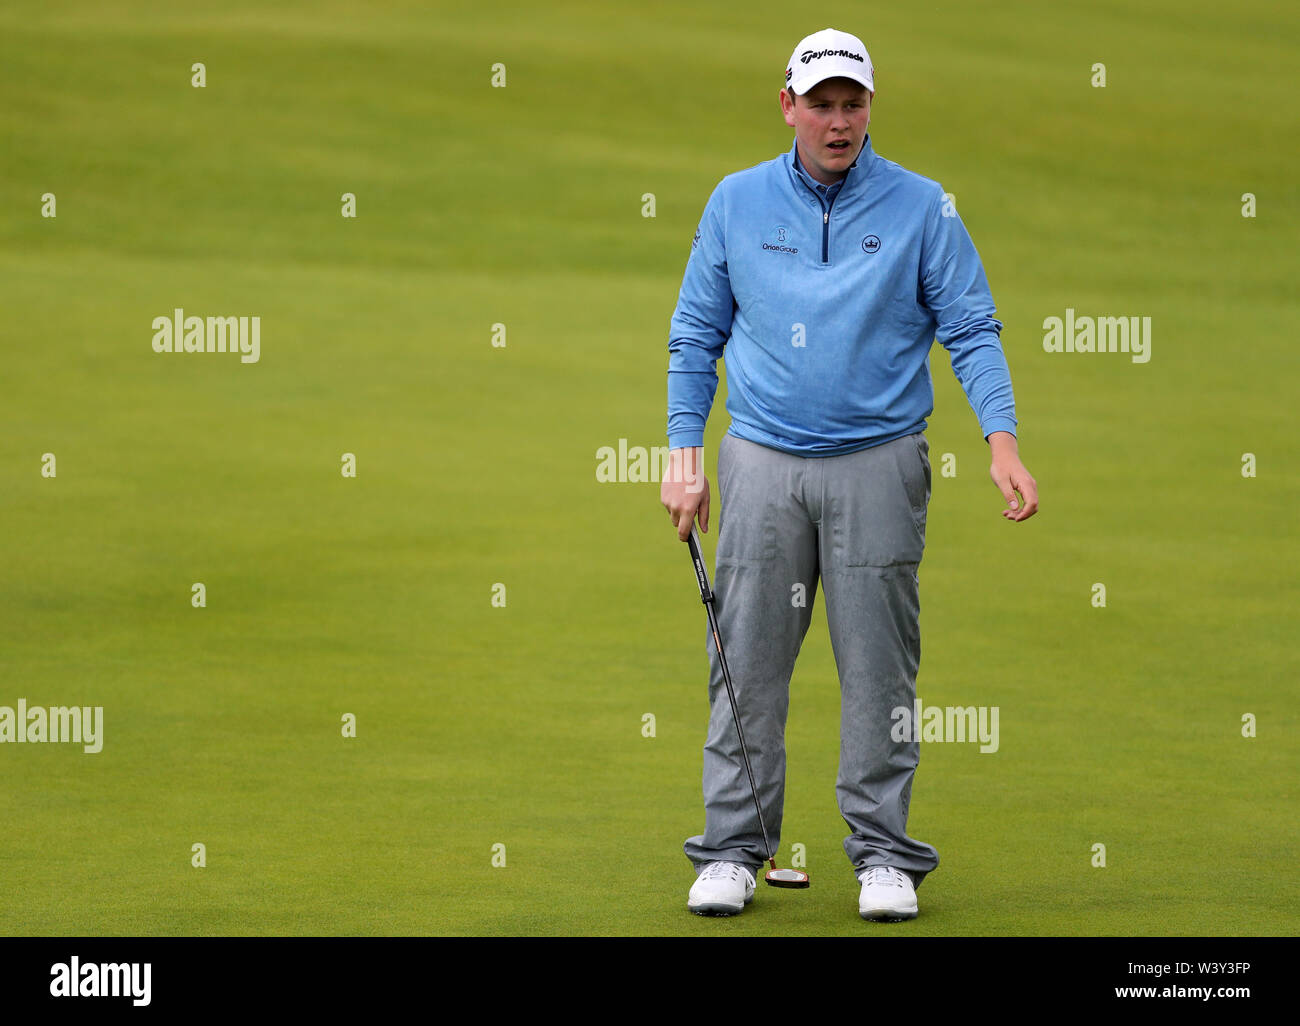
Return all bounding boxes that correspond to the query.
[683,430,940,888]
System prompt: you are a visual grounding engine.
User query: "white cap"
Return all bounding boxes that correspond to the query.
[785,28,874,95]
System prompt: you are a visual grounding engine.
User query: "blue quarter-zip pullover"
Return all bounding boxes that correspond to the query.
[666,134,1017,455]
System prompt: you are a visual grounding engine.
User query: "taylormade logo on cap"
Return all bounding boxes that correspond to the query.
[785,28,874,95]
[798,48,864,65]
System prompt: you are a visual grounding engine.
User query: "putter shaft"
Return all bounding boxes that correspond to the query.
[687,528,777,871]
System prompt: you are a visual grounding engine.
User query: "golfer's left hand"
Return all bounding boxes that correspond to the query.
[987,431,1038,522]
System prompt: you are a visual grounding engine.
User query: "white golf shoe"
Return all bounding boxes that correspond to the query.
[857,866,919,921]
[688,862,756,916]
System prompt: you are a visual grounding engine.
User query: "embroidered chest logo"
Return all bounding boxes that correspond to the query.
[762,225,798,255]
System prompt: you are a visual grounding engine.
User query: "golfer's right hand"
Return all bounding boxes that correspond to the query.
[661,446,710,541]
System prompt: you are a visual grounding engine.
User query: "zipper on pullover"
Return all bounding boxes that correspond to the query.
[799,177,837,264]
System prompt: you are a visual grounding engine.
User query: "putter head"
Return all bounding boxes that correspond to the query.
[765,867,811,889]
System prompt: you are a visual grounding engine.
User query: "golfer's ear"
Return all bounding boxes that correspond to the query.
[780,88,796,126]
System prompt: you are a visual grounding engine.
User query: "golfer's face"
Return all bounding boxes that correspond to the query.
[783,79,871,183]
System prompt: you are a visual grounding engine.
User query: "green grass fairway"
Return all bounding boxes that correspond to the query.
[1,0,1296,936]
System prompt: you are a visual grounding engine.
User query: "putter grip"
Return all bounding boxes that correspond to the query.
[686,528,712,603]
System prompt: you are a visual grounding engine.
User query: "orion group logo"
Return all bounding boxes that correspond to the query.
[762,225,798,255]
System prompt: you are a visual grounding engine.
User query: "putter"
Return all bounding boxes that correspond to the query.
[686,525,810,889]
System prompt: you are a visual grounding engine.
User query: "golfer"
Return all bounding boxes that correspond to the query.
[661,27,1038,919]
